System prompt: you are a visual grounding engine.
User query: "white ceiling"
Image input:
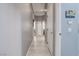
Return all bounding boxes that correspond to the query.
[32,3,46,16]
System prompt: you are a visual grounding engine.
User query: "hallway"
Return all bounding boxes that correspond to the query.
[0,3,79,56]
[0,3,55,56]
[26,35,51,56]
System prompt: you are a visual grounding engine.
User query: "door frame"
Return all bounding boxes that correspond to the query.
[55,3,61,56]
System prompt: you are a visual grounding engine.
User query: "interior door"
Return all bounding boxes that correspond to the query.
[61,3,79,56]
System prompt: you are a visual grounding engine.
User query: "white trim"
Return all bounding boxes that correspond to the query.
[59,3,61,56]
[55,3,61,56]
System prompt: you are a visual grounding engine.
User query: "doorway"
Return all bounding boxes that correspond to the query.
[26,15,51,56]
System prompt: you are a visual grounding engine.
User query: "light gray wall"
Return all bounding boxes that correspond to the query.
[18,4,33,56]
[0,3,33,56]
[0,4,22,56]
[47,4,54,55]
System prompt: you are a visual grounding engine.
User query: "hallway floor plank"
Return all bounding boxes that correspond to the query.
[26,35,51,56]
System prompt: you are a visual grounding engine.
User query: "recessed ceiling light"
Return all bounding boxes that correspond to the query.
[40,9,47,12]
